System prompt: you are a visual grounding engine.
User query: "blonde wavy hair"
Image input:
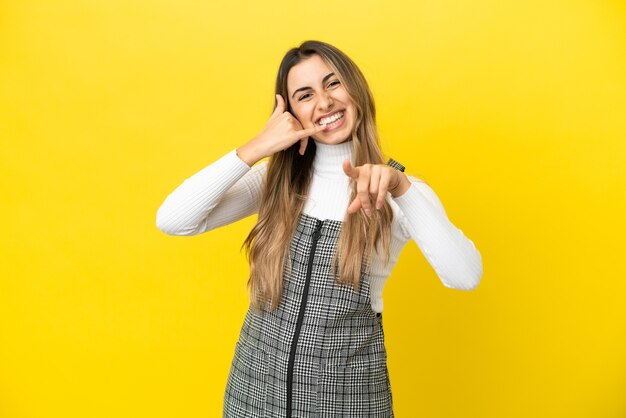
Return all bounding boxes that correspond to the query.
[242,40,399,313]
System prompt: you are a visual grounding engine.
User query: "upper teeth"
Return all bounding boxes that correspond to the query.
[319,111,344,125]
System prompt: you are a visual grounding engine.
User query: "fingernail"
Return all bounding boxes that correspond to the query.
[365,208,371,216]
[376,202,381,210]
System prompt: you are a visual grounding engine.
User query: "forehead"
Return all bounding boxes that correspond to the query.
[287,55,333,92]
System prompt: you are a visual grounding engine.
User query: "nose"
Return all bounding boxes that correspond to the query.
[317,91,334,110]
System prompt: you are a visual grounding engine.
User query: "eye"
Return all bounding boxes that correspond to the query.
[298,81,341,101]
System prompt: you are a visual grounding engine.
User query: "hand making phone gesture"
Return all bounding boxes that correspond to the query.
[237,94,325,166]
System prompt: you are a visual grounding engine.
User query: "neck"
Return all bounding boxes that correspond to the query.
[312,139,354,178]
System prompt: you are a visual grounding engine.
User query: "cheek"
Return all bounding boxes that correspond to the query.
[296,105,315,121]
[342,98,355,116]
[292,110,309,126]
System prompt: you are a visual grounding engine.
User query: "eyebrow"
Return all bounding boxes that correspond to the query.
[291,72,336,99]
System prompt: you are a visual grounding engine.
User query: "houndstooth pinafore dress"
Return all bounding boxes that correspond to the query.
[223,212,394,417]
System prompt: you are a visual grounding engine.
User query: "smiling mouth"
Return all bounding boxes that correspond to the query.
[319,112,346,132]
[317,110,345,126]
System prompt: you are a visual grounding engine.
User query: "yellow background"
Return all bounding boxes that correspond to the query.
[1,0,625,417]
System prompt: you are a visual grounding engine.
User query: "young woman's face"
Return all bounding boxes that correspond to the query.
[287,54,356,145]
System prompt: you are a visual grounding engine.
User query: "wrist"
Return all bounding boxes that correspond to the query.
[390,174,411,198]
[237,140,264,167]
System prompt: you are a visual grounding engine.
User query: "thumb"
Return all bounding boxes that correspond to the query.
[272,94,285,117]
[342,159,358,179]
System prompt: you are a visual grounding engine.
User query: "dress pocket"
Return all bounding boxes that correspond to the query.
[316,357,393,417]
[223,341,268,418]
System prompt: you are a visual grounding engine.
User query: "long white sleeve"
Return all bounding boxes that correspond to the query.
[156,149,267,236]
[392,176,483,290]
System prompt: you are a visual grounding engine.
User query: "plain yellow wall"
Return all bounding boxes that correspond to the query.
[1,0,625,417]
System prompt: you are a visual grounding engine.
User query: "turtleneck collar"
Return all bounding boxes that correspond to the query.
[312,139,354,178]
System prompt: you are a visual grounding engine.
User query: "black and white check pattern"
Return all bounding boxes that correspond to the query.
[223,212,394,417]
[386,158,405,172]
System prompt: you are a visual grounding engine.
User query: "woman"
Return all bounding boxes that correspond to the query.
[156,40,482,418]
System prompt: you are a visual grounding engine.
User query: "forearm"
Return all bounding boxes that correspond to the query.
[393,180,483,290]
[156,149,260,236]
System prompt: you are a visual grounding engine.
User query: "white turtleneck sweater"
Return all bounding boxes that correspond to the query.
[156,139,483,312]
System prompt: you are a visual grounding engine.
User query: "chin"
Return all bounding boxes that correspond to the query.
[314,135,351,145]
[316,126,353,145]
